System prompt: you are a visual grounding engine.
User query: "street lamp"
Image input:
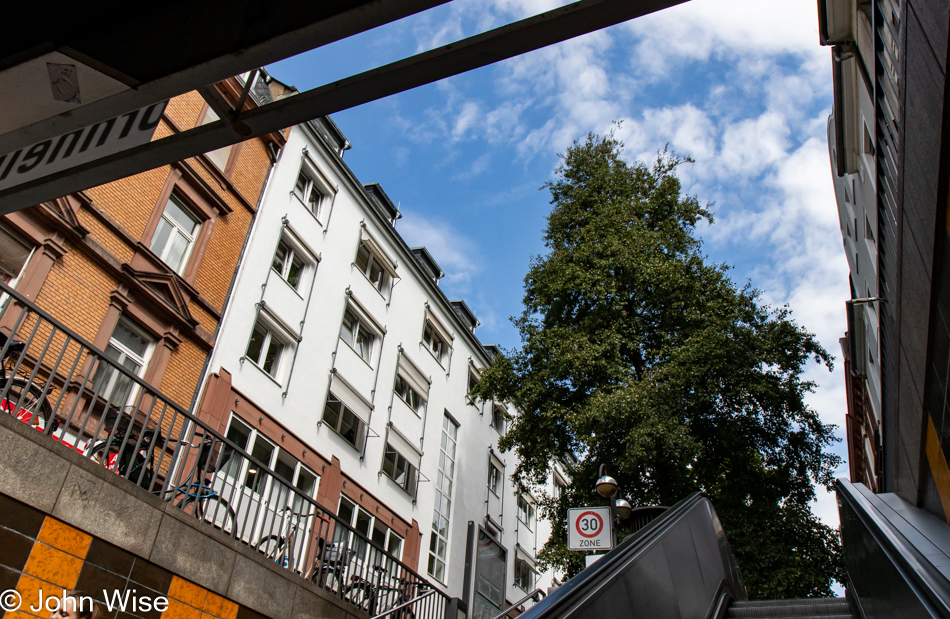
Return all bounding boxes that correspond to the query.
[594,465,629,547]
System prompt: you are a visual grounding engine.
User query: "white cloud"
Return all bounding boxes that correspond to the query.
[396,212,482,293]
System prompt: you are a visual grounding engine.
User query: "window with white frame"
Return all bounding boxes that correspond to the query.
[245,315,290,380]
[382,443,418,495]
[340,305,378,365]
[422,319,449,365]
[491,404,506,434]
[322,393,367,449]
[150,193,201,274]
[91,317,154,404]
[394,374,425,416]
[514,557,535,591]
[355,242,394,296]
[428,413,458,582]
[488,460,502,496]
[467,368,480,403]
[334,495,404,564]
[517,495,536,530]
[271,237,306,290]
[221,415,319,503]
[293,161,332,221]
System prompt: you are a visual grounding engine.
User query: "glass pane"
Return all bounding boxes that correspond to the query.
[262,338,283,375]
[272,241,288,274]
[294,172,308,199]
[340,310,355,347]
[296,469,317,497]
[307,185,322,210]
[387,533,403,558]
[287,254,303,289]
[382,447,397,479]
[372,523,386,547]
[323,397,341,430]
[356,245,370,272]
[246,438,275,494]
[165,197,199,235]
[164,230,189,272]
[355,509,371,536]
[150,218,172,257]
[246,323,266,364]
[339,407,362,446]
[113,320,150,358]
[338,496,355,525]
[356,329,372,361]
[274,452,295,483]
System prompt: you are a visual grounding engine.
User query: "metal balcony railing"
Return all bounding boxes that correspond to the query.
[0,279,446,619]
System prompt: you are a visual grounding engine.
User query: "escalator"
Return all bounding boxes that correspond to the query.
[514,480,950,619]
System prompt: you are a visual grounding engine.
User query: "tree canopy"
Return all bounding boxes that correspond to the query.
[472,131,843,598]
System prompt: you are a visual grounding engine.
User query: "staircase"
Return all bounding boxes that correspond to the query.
[726,598,856,619]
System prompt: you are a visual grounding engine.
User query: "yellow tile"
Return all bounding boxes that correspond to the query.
[22,544,82,589]
[168,577,207,610]
[162,599,202,619]
[36,518,92,560]
[201,591,237,619]
[14,574,64,619]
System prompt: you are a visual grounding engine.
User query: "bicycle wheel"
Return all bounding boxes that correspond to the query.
[2,378,52,428]
[344,582,374,613]
[195,495,236,537]
[89,439,153,488]
[256,535,283,560]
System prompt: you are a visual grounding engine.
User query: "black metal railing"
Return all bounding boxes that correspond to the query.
[0,280,446,619]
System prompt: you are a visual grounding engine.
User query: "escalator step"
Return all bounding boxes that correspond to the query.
[726,598,854,618]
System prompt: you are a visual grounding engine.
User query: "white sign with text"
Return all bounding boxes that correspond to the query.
[567,506,613,551]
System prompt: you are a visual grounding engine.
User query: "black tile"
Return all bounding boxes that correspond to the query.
[0,495,45,538]
[237,605,269,619]
[0,565,20,594]
[75,564,128,600]
[86,539,135,578]
[0,527,34,572]
[128,561,171,594]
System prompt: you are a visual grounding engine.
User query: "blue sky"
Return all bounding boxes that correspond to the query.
[268,0,849,526]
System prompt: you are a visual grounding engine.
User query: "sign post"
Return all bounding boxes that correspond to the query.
[567,506,613,552]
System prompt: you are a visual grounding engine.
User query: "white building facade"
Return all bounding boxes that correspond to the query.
[195,112,559,615]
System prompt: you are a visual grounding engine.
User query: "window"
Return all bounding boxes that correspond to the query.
[394,374,425,416]
[428,413,458,582]
[514,557,535,591]
[554,474,568,500]
[222,416,319,503]
[294,163,331,220]
[423,320,449,364]
[200,107,233,171]
[91,318,154,404]
[335,496,404,563]
[355,242,394,295]
[340,306,378,364]
[272,237,305,290]
[246,318,287,379]
[323,394,367,449]
[517,495,535,530]
[0,223,34,288]
[467,369,480,400]
[382,443,419,495]
[488,460,502,496]
[491,404,506,434]
[150,194,201,274]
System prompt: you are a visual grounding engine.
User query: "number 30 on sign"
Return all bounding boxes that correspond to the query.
[567,506,613,551]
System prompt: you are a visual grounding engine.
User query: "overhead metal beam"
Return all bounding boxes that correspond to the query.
[0,0,453,155]
[0,0,686,214]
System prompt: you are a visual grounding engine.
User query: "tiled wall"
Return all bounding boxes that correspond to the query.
[0,495,264,619]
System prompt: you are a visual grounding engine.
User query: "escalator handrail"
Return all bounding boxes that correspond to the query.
[837,479,950,616]
[515,492,718,619]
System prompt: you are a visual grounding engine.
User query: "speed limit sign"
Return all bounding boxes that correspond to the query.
[567,506,613,551]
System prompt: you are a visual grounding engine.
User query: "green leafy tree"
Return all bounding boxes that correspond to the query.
[473,131,843,599]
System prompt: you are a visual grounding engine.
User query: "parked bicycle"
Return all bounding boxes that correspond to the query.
[257,506,311,568]
[0,332,53,430]
[160,431,237,536]
[309,543,354,593]
[345,566,430,618]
